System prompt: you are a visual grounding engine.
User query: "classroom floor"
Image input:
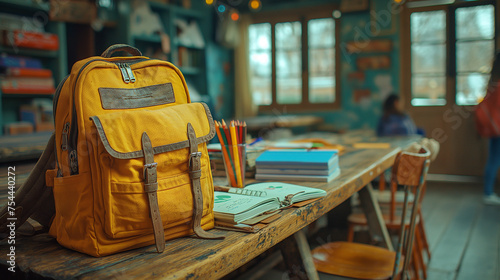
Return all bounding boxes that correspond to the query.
[1,161,499,280]
[251,181,500,280]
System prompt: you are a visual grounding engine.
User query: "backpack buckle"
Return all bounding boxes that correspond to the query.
[189,152,202,167]
[144,162,158,169]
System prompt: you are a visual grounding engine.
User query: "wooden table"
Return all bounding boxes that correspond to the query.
[243,115,323,131]
[0,137,418,279]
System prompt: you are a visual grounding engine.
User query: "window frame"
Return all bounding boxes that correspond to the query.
[249,5,341,113]
[401,0,497,109]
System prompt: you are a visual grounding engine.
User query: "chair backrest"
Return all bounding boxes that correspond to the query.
[391,147,431,280]
[388,147,431,222]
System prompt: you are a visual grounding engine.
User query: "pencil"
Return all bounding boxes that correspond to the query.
[215,121,236,186]
[222,119,234,161]
[230,122,242,187]
[238,121,243,143]
[243,121,247,143]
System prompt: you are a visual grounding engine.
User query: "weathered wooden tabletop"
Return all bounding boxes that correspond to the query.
[0,136,418,279]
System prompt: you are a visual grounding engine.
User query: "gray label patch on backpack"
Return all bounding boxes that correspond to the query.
[99,83,175,109]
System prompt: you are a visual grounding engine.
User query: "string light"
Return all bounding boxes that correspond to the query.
[332,10,341,19]
[218,4,226,13]
[205,0,214,5]
[231,10,239,21]
[249,0,261,11]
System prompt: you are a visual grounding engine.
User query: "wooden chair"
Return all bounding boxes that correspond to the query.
[346,152,431,279]
[312,148,431,280]
[372,174,431,262]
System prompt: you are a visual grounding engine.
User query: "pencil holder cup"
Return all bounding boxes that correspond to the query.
[222,143,246,188]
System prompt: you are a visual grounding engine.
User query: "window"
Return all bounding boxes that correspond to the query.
[248,10,339,111]
[408,2,496,107]
[410,10,447,106]
[455,5,494,105]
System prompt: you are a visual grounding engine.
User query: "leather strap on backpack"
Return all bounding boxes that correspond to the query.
[141,132,165,253]
[187,123,224,240]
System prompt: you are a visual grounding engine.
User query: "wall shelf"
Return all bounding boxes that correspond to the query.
[2,93,55,98]
[178,66,201,75]
[0,2,67,136]
[0,0,50,12]
[0,46,59,58]
[133,34,162,44]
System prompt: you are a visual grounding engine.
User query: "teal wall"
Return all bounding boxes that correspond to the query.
[169,0,402,130]
[319,0,401,131]
[250,0,402,131]
[193,1,235,120]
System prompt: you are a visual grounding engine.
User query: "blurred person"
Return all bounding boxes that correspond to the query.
[376,94,419,137]
[478,52,500,205]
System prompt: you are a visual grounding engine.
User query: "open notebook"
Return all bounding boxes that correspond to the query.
[214,182,327,224]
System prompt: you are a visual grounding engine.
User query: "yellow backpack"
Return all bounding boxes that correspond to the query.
[15,44,222,257]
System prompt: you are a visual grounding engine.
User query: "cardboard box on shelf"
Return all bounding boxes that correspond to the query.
[4,121,34,135]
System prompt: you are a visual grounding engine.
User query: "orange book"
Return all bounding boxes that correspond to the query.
[1,77,55,94]
[2,87,55,95]
[5,67,53,78]
[2,30,59,51]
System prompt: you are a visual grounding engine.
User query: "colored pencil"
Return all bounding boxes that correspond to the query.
[215,121,236,187]
[229,122,242,187]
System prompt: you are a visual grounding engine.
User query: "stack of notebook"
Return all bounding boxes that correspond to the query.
[255,149,340,182]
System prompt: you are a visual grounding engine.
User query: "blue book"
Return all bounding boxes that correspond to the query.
[255,167,341,182]
[0,55,42,69]
[255,149,339,170]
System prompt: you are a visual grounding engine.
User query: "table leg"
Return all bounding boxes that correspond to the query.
[279,230,319,280]
[358,183,394,251]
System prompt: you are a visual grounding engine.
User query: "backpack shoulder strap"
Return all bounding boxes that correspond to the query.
[0,133,56,236]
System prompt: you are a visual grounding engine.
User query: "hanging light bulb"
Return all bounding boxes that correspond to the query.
[332,10,341,19]
[249,0,262,11]
[218,4,226,13]
[230,10,240,21]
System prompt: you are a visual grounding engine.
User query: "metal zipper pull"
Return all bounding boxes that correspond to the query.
[125,64,136,83]
[61,122,70,151]
[118,63,130,83]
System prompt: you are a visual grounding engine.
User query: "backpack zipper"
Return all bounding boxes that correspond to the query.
[124,63,136,83]
[118,63,131,83]
[52,75,70,121]
[61,122,70,151]
[67,58,150,175]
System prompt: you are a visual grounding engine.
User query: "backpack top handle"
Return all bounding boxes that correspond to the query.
[101,44,142,58]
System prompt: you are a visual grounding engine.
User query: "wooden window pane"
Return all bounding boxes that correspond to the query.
[411,76,446,106]
[309,18,335,104]
[456,73,489,105]
[456,40,494,73]
[456,5,495,106]
[456,5,494,40]
[411,10,446,43]
[276,50,302,104]
[410,10,446,106]
[249,23,272,105]
[411,44,446,74]
[276,22,302,104]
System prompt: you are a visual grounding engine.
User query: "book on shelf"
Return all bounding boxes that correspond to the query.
[1,30,59,51]
[1,67,53,78]
[214,182,327,224]
[0,54,43,69]
[255,168,341,182]
[255,149,339,170]
[1,77,55,94]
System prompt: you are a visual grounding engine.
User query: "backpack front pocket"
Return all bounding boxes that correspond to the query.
[88,102,216,240]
